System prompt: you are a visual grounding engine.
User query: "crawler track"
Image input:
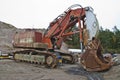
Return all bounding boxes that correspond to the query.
[13,49,58,68]
[13,49,75,68]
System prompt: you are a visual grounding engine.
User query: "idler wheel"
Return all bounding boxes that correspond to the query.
[46,56,54,67]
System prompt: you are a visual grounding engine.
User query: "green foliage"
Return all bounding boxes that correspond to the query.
[98,26,120,53]
[66,33,80,49]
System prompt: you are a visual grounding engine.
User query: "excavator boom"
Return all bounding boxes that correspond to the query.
[43,5,87,50]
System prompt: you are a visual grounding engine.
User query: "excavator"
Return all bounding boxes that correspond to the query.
[12,4,114,71]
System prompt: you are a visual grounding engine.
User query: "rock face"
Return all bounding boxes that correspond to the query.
[0,21,17,52]
[0,21,16,29]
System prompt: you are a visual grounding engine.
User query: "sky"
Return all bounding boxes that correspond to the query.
[0,0,120,30]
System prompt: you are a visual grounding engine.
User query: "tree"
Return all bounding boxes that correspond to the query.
[113,26,120,49]
[98,26,120,53]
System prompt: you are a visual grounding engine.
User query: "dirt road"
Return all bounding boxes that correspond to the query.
[0,60,87,80]
[0,55,120,80]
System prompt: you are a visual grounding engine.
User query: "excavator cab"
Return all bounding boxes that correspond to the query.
[80,8,113,71]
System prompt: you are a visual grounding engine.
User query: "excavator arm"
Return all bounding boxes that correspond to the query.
[43,4,87,49]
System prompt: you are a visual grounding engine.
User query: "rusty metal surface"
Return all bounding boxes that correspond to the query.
[80,38,113,71]
[13,31,48,49]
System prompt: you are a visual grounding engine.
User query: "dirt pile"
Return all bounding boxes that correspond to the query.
[0,21,17,52]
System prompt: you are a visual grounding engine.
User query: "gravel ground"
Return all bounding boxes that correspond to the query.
[102,54,120,80]
[0,54,120,80]
[0,60,86,80]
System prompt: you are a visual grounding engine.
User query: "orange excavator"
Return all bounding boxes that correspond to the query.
[12,4,114,71]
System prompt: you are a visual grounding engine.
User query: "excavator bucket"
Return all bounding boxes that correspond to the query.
[80,38,113,71]
[80,8,113,71]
